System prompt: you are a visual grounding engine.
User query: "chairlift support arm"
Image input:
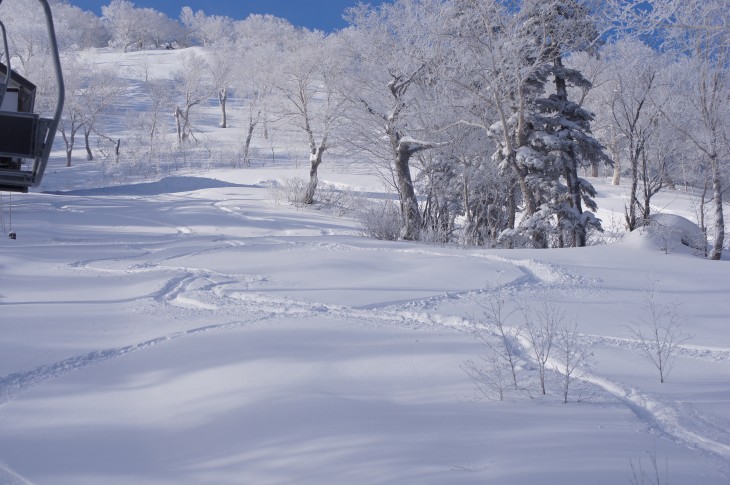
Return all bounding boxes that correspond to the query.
[0,20,10,109]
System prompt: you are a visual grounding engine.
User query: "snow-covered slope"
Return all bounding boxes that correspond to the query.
[0,48,728,484]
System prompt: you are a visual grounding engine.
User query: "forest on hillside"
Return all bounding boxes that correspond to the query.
[1,0,728,257]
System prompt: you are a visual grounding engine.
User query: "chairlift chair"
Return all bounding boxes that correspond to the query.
[0,0,64,193]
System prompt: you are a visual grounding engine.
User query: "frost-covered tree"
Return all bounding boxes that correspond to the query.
[53,3,110,50]
[509,0,607,248]
[102,1,179,51]
[79,66,126,161]
[118,74,174,175]
[57,55,85,167]
[344,0,447,240]
[0,0,53,76]
[579,40,670,231]
[628,279,690,383]
[231,15,295,166]
[180,7,234,47]
[206,41,236,128]
[451,0,606,248]
[172,51,212,143]
[274,30,348,204]
[553,318,590,403]
[55,55,125,166]
[447,0,531,242]
[101,0,139,52]
[137,7,182,49]
[605,0,729,260]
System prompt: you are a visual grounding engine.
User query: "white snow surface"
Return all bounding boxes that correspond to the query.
[0,48,729,484]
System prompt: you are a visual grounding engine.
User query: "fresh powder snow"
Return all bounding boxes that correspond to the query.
[0,47,728,484]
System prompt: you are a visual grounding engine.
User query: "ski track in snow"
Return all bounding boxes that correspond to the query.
[583,374,730,472]
[2,234,729,476]
[581,333,730,364]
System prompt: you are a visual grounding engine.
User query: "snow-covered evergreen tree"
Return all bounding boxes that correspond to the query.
[495,0,608,248]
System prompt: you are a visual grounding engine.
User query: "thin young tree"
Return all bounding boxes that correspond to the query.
[477,288,523,391]
[553,319,590,403]
[57,55,85,167]
[463,344,513,402]
[628,279,690,383]
[207,42,236,129]
[522,302,561,396]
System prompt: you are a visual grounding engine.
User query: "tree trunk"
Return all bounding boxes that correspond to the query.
[625,148,640,230]
[612,158,621,186]
[565,166,586,247]
[243,121,256,167]
[84,127,93,161]
[174,106,183,143]
[710,156,724,260]
[554,56,586,248]
[395,141,421,241]
[219,89,228,128]
[60,127,76,168]
[303,147,324,205]
[507,181,517,231]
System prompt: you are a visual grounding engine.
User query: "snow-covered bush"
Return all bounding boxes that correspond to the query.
[356,199,401,241]
[315,183,360,216]
[268,177,308,207]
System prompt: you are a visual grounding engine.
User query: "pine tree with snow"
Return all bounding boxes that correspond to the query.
[497,0,609,248]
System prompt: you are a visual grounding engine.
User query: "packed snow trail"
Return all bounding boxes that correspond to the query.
[583,374,730,469]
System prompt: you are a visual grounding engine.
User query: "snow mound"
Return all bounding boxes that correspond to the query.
[623,213,706,254]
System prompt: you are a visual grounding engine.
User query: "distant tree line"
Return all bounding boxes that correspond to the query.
[0,0,727,258]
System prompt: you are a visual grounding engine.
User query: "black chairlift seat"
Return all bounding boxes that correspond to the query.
[0,0,64,193]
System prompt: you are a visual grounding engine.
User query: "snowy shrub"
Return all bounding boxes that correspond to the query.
[356,199,401,241]
[420,222,454,245]
[315,183,361,216]
[268,177,308,207]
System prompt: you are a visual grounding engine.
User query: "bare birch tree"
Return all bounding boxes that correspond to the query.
[553,319,590,403]
[628,279,690,383]
[522,302,560,396]
[172,52,212,144]
[274,31,348,204]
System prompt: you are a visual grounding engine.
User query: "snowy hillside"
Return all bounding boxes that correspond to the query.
[1,45,729,484]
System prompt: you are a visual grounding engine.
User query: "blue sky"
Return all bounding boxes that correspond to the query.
[67,1,386,32]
